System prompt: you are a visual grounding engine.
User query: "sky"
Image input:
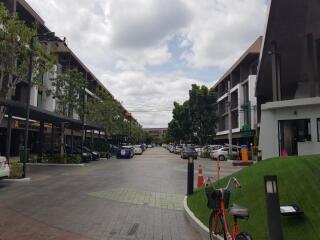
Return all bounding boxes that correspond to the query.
[26,0,268,128]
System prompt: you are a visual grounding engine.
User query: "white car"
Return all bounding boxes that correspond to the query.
[134,145,143,155]
[0,156,10,179]
[210,147,240,161]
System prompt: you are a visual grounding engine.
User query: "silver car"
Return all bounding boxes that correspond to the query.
[210,146,240,161]
[0,156,10,179]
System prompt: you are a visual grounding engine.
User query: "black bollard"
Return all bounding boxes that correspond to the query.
[264,176,283,240]
[187,156,194,195]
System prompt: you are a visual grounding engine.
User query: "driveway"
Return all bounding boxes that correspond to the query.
[0,147,242,240]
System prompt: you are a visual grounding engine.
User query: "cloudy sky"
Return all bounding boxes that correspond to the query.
[27,0,267,128]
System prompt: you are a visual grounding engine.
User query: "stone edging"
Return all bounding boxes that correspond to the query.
[26,163,85,167]
[183,196,223,240]
[2,178,31,183]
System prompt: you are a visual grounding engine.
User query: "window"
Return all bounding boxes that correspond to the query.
[318,119,320,142]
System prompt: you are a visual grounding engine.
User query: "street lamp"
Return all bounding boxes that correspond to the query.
[23,31,55,178]
[264,176,283,240]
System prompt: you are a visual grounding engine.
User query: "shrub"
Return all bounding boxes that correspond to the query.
[200,150,210,159]
[9,162,23,179]
[67,154,81,164]
[227,153,239,160]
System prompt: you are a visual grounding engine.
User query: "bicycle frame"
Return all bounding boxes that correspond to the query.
[213,177,242,240]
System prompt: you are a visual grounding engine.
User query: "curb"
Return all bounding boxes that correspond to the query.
[183,196,223,240]
[26,163,85,167]
[2,178,31,183]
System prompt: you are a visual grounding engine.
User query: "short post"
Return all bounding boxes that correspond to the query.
[187,156,194,195]
[264,176,283,240]
[217,159,221,181]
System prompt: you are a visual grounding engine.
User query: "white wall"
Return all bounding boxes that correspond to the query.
[259,97,320,159]
[42,65,57,112]
[29,86,38,107]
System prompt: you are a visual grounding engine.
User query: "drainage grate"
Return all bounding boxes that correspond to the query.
[127,223,139,236]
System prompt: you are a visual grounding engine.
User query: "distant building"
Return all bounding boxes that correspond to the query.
[212,37,262,146]
[257,0,320,159]
[143,128,167,142]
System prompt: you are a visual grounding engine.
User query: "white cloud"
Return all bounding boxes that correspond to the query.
[101,71,204,127]
[181,0,267,69]
[25,0,267,127]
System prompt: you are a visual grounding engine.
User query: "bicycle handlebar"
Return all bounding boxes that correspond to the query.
[222,177,241,190]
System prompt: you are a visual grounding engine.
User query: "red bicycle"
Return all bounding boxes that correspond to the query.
[206,177,252,240]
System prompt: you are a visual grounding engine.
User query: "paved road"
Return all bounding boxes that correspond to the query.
[0,147,242,240]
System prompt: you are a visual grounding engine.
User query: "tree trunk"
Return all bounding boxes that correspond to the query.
[0,106,5,128]
[60,122,65,161]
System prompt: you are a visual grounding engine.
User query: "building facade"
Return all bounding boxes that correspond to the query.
[257,0,320,159]
[212,37,262,146]
[0,0,137,157]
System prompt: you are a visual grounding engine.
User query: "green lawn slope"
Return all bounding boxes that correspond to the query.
[187,155,320,240]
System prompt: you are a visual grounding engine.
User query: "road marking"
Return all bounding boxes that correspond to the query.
[88,188,184,211]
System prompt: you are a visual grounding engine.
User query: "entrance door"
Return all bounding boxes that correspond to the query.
[279,119,311,156]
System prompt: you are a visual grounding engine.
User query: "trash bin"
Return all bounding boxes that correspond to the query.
[241,145,248,161]
[19,146,30,163]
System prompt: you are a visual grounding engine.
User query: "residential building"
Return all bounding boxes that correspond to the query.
[257,0,320,159]
[0,0,137,157]
[212,37,262,146]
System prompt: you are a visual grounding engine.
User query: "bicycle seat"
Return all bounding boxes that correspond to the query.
[230,204,249,218]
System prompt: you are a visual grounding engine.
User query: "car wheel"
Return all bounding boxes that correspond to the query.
[219,155,226,161]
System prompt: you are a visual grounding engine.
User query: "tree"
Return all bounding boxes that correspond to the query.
[167,84,218,145]
[0,3,55,124]
[167,101,192,143]
[50,68,86,118]
[49,68,86,158]
[189,84,218,145]
[86,87,127,135]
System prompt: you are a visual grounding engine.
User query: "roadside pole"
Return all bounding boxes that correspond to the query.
[187,156,194,195]
[264,176,283,240]
[228,80,232,154]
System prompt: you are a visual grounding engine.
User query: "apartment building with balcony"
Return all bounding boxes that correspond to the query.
[257,0,320,159]
[0,0,135,157]
[212,37,262,145]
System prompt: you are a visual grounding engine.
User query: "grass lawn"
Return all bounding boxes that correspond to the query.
[187,155,320,239]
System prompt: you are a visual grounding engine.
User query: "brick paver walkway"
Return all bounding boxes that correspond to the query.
[0,147,243,240]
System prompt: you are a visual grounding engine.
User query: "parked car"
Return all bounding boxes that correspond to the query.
[80,146,100,161]
[174,145,183,154]
[65,146,92,162]
[117,146,134,159]
[141,144,147,151]
[210,146,240,161]
[134,145,143,155]
[181,146,198,159]
[195,146,202,157]
[147,144,153,148]
[0,156,10,179]
[168,145,175,153]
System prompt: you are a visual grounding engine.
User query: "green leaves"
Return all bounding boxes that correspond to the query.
[0,3,55,124]
[51,68,86,117]
[167,84,218,144]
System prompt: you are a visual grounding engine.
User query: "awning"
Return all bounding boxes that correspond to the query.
[0,98,104,131]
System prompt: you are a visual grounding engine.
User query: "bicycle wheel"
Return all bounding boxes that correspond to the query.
[209,212,225,240]
[235,232,253,240]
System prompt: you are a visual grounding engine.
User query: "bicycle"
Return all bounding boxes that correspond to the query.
[206,177,253,240]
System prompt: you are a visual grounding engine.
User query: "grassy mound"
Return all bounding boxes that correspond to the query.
[187,155,320,239]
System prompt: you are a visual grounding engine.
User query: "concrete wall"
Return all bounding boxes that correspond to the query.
[259,97,320,159]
